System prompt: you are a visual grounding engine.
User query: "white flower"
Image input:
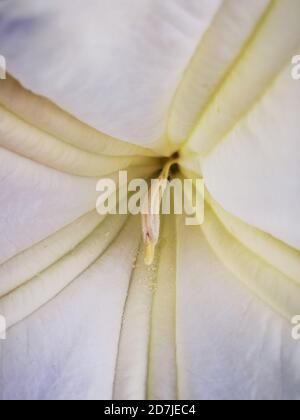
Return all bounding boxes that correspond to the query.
[0,0,299,400]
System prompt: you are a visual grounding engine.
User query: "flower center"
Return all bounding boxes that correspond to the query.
[141,154,179,266]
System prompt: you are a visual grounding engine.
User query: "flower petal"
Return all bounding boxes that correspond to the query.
[168,0,270,144]
[0,210,105,297]
[0,147,157,264]
[113,242,155,400]
[0,216,140,400]
[202,62,300,249]
[0,75,156,157]
[201,204,300,321]
[0,214,129,329]
[0,103,158,177]
[146,216,177,400]
[207,194,300,286]
[0,147,97,263]
[114,216,177,400]
[176,216,300,400]
[0,0,221,151]
[185,0,300,155]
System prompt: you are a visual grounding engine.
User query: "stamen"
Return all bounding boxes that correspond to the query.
[141,157,178,266]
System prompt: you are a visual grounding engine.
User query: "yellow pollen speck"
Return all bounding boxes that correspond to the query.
[144,241,155,266]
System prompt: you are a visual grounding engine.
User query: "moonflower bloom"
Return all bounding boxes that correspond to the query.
[0,0,300,400]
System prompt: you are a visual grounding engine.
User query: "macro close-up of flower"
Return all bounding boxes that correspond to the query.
[0,0,300,401]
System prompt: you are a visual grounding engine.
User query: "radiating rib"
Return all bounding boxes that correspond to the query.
[0,75,157,158]
[0,105,160,177]
[0,214,128,329]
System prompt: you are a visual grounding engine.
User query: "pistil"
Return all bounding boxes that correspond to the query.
[141,157,178,266]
